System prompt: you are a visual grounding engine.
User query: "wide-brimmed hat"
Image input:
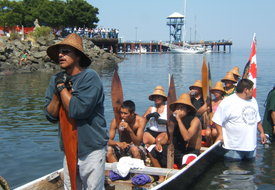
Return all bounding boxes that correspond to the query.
[230,66,241,77]
[210,81,225,94]
[169,93,196,113]
[189,80,202,90]
[47,33,91,67]
[149,85,167,101]
[221,72,237,83]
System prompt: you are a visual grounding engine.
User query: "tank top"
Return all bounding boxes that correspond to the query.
[173,114,196,151]
[147,105,167,132]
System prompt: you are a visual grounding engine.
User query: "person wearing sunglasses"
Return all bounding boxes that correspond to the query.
[44,33,108,190]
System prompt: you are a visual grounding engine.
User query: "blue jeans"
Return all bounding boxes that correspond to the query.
[64,146,106,190]
[224,149,256,161]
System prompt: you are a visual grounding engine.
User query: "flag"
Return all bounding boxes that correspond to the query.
[242,33,257,97]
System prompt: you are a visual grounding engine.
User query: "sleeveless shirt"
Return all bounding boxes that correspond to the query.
[147,105,167,132]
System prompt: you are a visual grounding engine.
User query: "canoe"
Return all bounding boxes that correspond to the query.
[14,141,222,190]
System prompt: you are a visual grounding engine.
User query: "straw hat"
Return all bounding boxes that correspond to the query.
[169,93,196,113]
[230,66,241,77]
[221,72,237,83]
[149,85,167,101]
[47,33,91,67]
[189,80,202,90]
[210,81,225,94]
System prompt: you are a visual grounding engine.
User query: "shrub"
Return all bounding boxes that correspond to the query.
[9,32,21,40]
[28,26,52,40]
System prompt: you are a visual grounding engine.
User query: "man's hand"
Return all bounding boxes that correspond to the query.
[55,72,71,91]
[260,133,267,144]
[116,142,129,150]
[174,109,187,120]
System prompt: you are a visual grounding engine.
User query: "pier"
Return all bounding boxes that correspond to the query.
[91,38,232,54]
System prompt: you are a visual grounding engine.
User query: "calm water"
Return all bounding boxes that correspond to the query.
[0,49,274,189]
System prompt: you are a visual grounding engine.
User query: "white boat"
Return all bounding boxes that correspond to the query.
[169,44,205,54]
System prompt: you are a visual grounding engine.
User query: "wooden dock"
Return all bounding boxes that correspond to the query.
[91,38,232,54]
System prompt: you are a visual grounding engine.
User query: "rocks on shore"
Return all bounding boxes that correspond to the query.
[0,35,124,75]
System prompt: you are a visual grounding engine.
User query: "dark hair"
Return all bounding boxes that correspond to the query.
[121,100,135,113]
[236,79,254,93]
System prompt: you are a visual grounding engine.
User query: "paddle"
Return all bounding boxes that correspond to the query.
[59,105,77,190]
[166,75,177,169]
[111,69,124,138]
[201,56,209,103]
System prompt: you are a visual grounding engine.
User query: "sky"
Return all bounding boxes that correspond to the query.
[90,0,275,49]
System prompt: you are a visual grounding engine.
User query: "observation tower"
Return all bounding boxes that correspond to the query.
[167,12,185,43]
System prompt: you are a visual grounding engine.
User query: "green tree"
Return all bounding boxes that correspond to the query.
[0,0,22,29]
[63,0,99,28]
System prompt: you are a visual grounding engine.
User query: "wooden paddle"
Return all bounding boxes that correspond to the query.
[166,75,177,169]
[111,69,124,134]
[201,56,209,103]
[59,105,77,190]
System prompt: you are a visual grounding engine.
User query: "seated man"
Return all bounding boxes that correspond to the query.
[107,100,146,163]
[221,72,237,97]
[149,93,201,170]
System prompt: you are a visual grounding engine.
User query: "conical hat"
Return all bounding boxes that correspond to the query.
[230,66,241,77]
[189,80,202,90]
[210,81,225,94]
[169,93,196,113]
[221,72,237,83]
[149,85,167,101]
[47,33,91,67]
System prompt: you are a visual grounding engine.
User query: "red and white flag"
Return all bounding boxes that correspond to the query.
[242,33,257,97]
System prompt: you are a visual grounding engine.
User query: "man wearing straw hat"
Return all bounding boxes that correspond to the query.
[212,79,266,161]
[221,72,237,97]
[229,66,241,82]
[44,33,108,189]
[189,80,208,116]
[149,93,201,170]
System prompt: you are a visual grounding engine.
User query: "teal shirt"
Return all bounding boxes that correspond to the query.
[44,69,109,157]
[263,88,275,139]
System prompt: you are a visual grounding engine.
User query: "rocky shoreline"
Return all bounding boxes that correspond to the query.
[0,35,124,75]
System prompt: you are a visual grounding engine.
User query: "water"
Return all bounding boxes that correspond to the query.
[0,49,275,189]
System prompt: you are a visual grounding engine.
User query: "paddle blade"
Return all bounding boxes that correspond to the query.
[166,74,177,169]
[201,57,209,102]
[59,106,78,190]
[208,62,213,113]
[111,70,124,126]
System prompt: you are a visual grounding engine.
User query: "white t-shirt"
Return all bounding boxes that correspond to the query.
[212,93,261,151]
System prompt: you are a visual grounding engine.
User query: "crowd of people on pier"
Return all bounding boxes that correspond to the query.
[62,27,119,39]
[43,33,274,189]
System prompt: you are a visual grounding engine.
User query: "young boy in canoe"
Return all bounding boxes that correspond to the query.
[107,100,147,162]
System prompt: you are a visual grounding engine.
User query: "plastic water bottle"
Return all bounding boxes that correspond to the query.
[119,119,125,131]
[264,134,271,148]
[173,113,177,117]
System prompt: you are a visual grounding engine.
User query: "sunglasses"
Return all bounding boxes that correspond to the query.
[59,49,72,54]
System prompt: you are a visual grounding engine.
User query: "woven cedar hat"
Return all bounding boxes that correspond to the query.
[230,66,241,77]
[210,81,225,94]
[189,80,202,90]
[169,93,196,113]
[221,72,237,83]
[149,85,167,101]
[47,33,91,67]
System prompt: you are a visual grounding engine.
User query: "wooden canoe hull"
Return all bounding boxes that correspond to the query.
[151,141,222,190]
[14,141,222,190]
